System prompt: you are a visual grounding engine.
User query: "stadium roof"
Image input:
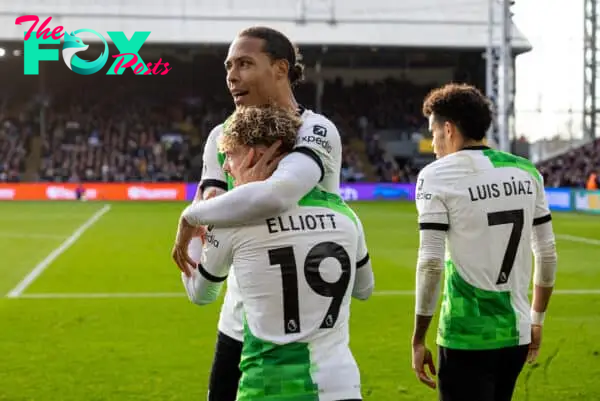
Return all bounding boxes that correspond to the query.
[2,0,531,52]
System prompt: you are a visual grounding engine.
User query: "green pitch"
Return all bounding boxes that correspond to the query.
[0,201,598,401]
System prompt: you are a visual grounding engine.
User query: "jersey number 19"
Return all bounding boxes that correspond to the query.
[268,242,351,335]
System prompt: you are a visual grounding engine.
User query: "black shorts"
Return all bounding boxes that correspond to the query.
[438,345,529,401]
[208,331,243,401]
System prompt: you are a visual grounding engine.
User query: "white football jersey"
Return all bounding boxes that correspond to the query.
[415,146,552,350]
[193,196,367,400]
[200,108,343,341]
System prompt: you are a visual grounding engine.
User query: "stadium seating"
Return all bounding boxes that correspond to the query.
[537,138,600,188]
[0,118,29,183]
[5,72,596,187]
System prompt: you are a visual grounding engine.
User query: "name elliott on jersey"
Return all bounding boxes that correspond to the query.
[266,213,338,234]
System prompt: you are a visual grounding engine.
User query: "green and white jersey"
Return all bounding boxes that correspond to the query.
[202,108,341,196]
[197,190,368,401]
[200,108,343,342]
[415,146,552,350]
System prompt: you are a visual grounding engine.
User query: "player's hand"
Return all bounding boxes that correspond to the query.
[203,187,219,200]
[233,141,285,186]
[412,343,437,389]
[527,324,543,363]
[172,216,198,277]
[191,225,207,242]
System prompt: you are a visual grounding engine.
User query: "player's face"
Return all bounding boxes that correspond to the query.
[222,145,247,179]
[225,36,279,107]
[223,145,270,181]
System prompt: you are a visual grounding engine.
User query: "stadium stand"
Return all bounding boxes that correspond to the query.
[4,68,597,187]
[0,117,30,183]
[1,40,594,187]
[6,59,434,184]
[537,138,600,188]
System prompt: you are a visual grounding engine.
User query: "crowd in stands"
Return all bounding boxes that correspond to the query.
[537,138,600,189]
[2,68,430,184]
[1,62,598,187]
[37,103,195,183]
[341,148,366,182]
[0,118,29,183]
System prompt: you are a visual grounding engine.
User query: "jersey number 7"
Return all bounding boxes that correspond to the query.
[487,209,524,285]
[268,242,351,334]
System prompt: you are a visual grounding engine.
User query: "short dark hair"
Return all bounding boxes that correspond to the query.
[239,26,305,87]
[422,83,493,141]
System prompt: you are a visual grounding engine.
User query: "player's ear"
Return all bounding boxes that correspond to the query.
[443,120,451,135]
[273,59,288,81]
[444,120,458,139]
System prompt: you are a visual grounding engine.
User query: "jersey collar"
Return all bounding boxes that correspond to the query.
[297,104,306,115]
[462,145,490,151]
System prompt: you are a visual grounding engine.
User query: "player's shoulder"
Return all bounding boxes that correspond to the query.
[417,155,461,183]
[209,122,226,136]
[487,149,542,182]
[299,109,339,138]
[207,122,225,142]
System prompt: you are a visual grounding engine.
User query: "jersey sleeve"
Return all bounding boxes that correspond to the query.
[182,228,235,305]
[294,117,341,182]
[533,172,552,226]
[197,124,228,199]
[415,166,450,231]
[353,215,374,300]
[181,152,321,227]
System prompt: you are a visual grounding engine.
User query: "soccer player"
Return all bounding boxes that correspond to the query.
[410,83,558,401]
[180,105,374,401]
[171,27,345,401]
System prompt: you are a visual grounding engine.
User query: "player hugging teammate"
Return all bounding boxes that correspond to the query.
[171,25,375,401]
[179,105,374,401]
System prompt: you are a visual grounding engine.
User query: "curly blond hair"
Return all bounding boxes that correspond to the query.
[219,106,301,153]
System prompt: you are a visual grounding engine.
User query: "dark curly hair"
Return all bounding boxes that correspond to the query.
[239,26,305,87]
[422,83,493,141]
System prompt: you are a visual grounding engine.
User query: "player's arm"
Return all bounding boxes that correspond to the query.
[181,120,339,227]
[353,214,374,300]
[194,124,228,203]
[530,173,557,326]
[412,168,448,345]
[182,229,234,306]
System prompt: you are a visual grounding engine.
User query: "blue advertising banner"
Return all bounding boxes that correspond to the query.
[573,190,600,214]
[544,188,573,211]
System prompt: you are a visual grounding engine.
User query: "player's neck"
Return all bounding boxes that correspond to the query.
[460,139,486,150]
[272,87,297,111]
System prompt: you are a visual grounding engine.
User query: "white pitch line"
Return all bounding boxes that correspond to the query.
[17,292,185,299]
[6,204,112,298]
[12,288,600,300]
[557,234,600,246]
[0,232,65,240]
